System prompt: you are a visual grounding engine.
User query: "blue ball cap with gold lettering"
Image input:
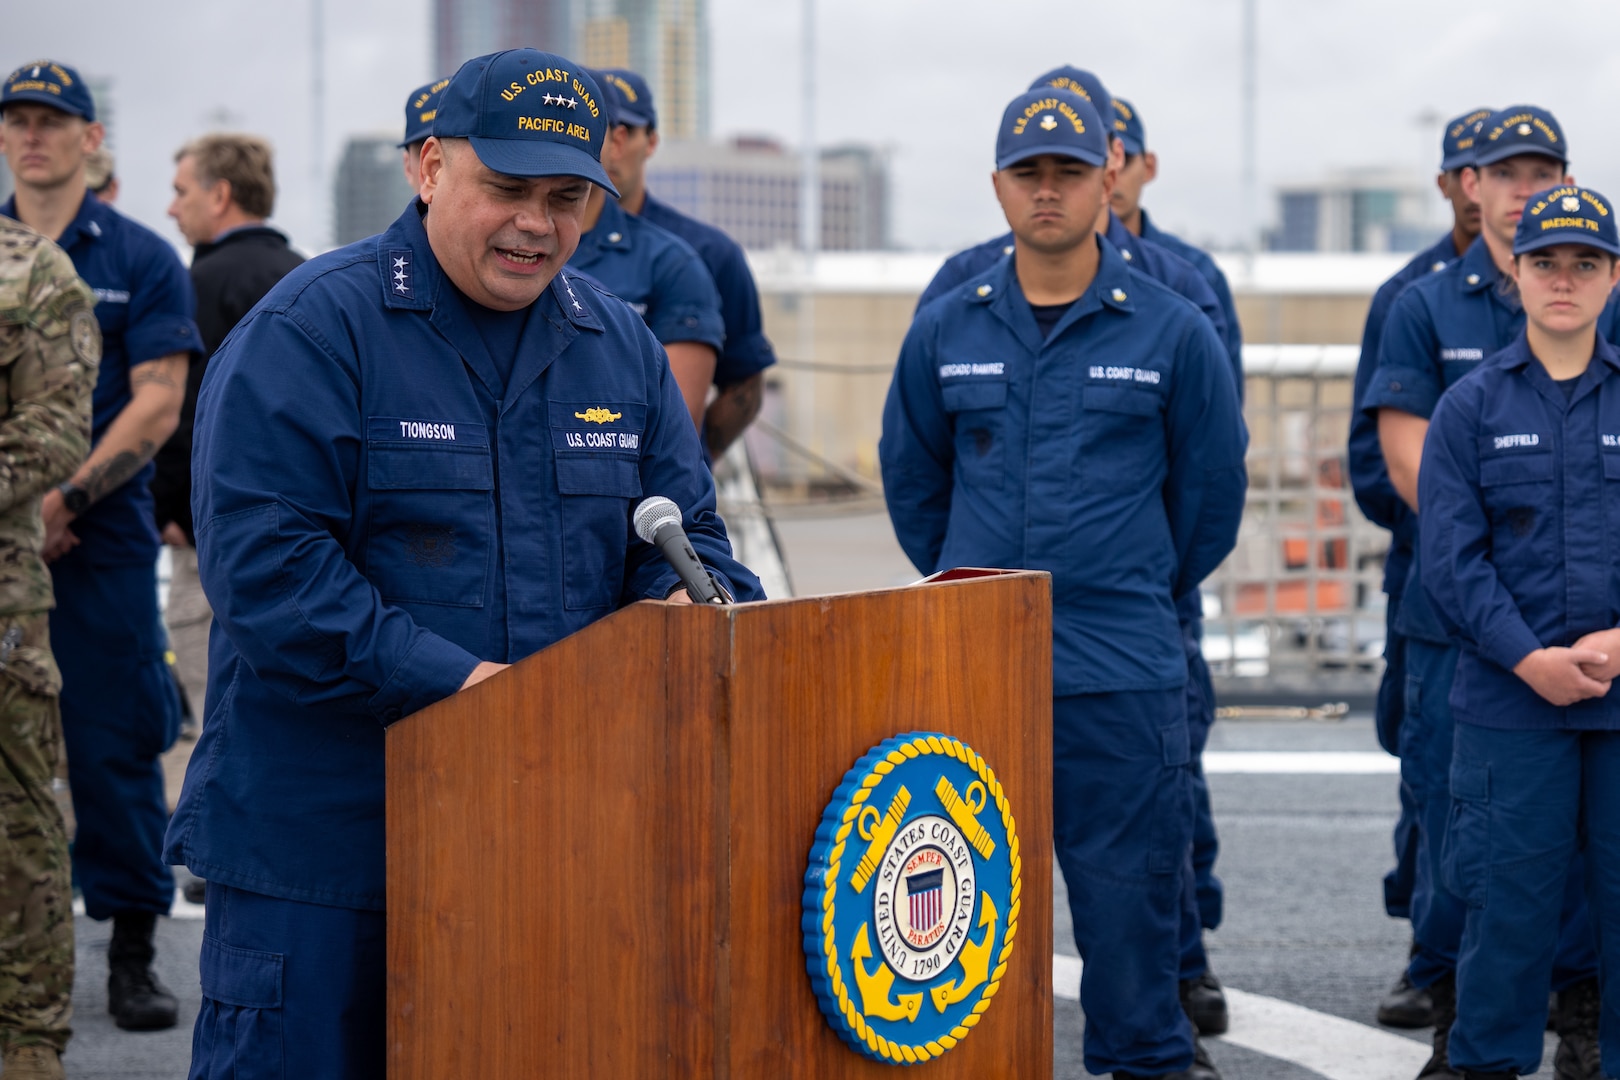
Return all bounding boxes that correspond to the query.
[996,88,1108,171]
[1514,185,1620,258]
[1475,105,1567,167]
[1440,107,1493,171]
[1027,66,1112,139]
[1,59,94,120]
[432,49,618,195]
[1113,97,1144,156]
[400,76,451,148]
[599,68,656,129]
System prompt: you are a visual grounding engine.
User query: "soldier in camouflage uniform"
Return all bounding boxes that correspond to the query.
[0,216,99,1080]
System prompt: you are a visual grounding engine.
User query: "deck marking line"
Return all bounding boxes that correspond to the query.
[1053,953,1428,1079]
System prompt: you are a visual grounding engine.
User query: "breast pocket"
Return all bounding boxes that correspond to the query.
[364,428,493,608]
[1478,451,1554,568]
[1080,384,1162,490]
[556,456,642,611]
[941,380,1009,491]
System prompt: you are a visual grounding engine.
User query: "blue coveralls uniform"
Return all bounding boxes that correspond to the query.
[1363,109,1607,1001]
[595,67,776,401]
[883,91,1245,1069]
[641,195,776,389]
[1420,317,1620,1075]
[1350,230,1457,922]
[0,186,201,921]
[883,241,1246,1075]
[569,195,725,356]
[163,50,763,1080]
[1111,93,1248,980]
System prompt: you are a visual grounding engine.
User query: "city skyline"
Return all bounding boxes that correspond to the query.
[9,0,1620,258]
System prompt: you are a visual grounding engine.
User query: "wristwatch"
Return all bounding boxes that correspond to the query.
[55,481,89,516]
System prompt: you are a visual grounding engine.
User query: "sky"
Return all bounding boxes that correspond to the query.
[11,0,1620,256]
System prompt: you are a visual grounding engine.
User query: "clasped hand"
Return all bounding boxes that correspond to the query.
[1514,630,1620,706]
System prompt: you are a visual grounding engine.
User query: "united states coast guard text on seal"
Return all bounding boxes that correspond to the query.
[803,733,1021,1065]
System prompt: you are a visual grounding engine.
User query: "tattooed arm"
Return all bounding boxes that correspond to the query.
[43,351,188,560]
[703,371,765,458]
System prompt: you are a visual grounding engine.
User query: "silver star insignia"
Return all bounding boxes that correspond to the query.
[542,93,557,106]
[395,282,408,293]
[561,96,578,110]
[393,256,408,271]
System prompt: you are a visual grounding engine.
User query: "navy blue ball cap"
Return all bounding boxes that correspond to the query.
[400,76,451,148]
[1475,105,1566,167]
[1514,185,1620,258]
[1,59,94,120]
[1026,66,1112,138]
[996,89,1108,171]
[432,49,618,195]
[1113,97,1144,156]
[1440,107,1493,171]
[600,68,656,129]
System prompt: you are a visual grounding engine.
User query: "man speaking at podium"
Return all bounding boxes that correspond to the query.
[162,50,761,1080]
[881,87,1245,1078]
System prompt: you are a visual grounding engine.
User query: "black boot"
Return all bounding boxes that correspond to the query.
[1180,967,1230,1036]
[1552,977,1602,1080]
[1379,943,1435,1028]
[108,912,179,1031]
[1112,1039,1221,1080]
[1417,974,1460,1079]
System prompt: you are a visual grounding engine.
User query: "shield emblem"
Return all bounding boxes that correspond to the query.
[1563,196,1581,213]
[907,868,944,935]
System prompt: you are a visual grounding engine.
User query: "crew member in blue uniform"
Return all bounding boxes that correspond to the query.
[568,71,724,432]
[163,50,762,1080]
[1104,90,1249,1035]
[1108,96,1243,368]
[398,75,450,192]
[917,68,1240,389]
[1352,106,1491,1031]
[1365,105,1605,1078]
[881,87,1246,1080]
[1419,185,1620,1080]
[1,59,203,1033]
[595,67,777,458]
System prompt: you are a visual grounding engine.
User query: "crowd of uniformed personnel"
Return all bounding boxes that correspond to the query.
[3,42,1620,1080]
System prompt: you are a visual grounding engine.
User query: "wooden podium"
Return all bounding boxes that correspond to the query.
[387,570,1053,1078]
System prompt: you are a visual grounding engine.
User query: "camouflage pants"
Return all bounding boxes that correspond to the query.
[0,612,72,1052]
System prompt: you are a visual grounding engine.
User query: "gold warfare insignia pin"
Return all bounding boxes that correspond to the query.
[1039,114,1058,131]
[575,408,622,424]
[1564,196,1582,213]
[803,733,1020,1064]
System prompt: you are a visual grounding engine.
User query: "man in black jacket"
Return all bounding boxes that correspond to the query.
[159,134,303,738]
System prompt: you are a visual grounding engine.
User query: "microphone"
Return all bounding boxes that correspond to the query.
[633,496,728,605]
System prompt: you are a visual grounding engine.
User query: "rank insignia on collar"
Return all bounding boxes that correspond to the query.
[803,733,1020,1064]
[388,249,413,297]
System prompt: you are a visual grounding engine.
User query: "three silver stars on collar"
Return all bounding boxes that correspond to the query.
[392,254,410,294]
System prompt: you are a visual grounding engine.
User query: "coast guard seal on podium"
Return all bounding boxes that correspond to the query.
[804,733,1021,1065]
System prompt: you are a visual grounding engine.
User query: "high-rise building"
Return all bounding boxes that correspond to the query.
[579,0,708,140]
[646,137,890,251]
[433,0,575,81]
[1267,169,1434,254]
[333,136,416,246]
[432,0,709,140]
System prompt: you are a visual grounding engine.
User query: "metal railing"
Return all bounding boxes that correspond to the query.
[740,343,1392,697]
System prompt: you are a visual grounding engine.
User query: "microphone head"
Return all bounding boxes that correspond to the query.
[633,496,682,544]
